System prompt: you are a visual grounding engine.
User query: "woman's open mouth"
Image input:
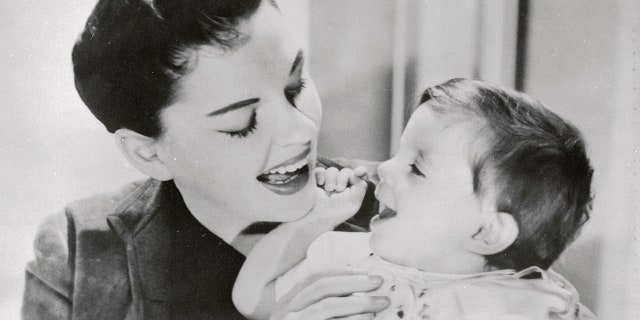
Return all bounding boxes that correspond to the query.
[256,149,311,195]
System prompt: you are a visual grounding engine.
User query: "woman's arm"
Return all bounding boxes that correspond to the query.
[232,167,368,319]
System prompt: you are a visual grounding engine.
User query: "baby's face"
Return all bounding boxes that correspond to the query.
[371,104,485,272]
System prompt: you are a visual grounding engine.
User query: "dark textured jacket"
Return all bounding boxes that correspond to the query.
[22,177,377,319]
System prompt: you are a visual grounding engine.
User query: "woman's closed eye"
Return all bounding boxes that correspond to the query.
[218,109,258,138]
[284,78,307,107]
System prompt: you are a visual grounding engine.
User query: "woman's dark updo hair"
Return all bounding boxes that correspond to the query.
[72,0,263,137]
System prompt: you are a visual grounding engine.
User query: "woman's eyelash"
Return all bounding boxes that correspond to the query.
[410,164,425,177]
[285,78,307,106]
[220,110,258,138]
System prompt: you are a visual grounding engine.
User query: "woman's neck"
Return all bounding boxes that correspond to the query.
[180,191,255,247]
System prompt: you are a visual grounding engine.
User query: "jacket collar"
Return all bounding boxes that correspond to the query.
[106,179,246,319]
[106,179,184,317]
[102,176,375,319]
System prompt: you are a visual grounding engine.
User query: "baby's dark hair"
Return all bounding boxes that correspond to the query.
[420,78,593,271]
[72,0,266,137]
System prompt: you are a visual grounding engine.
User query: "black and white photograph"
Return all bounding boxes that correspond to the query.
[2,0,639,318]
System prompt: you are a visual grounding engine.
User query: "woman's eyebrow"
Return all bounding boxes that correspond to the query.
[290,49,304,75]
[207,98,260,116]
[207,51,301,117]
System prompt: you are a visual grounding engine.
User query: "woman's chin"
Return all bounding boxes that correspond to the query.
[262,177,317,222]
[288,181,318,220]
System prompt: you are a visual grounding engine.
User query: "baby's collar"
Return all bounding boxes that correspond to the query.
[364,254,519,282]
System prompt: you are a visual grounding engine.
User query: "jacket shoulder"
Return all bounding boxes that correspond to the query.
[23,179,159,319]
[64,179,159,229]
[27,179,157,278]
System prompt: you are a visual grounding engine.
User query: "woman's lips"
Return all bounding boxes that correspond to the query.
[256,147,312,196]
[261,146,311,174]
[257,165,310,195]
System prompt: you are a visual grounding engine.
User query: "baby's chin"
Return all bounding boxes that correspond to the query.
[367,233,394,261]
[367,232,425,270]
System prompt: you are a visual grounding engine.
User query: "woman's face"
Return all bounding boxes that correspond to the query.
[156,3,322,228]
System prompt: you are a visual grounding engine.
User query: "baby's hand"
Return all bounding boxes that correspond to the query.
[315,166,368,193]
[305,166,368,226]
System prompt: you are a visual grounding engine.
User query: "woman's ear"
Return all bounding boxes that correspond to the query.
[114,128,173,181]
[468,212,519,255]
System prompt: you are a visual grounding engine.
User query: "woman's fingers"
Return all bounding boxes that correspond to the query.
[288,274,384,311]
[330,313,375,320]
[295,295,389,320]
[277,266,364,306]
[270,267,390,320]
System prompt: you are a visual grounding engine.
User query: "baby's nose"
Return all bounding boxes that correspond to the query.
[377,159,394,185]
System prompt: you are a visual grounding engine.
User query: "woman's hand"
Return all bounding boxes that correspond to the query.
[270,267,390,320]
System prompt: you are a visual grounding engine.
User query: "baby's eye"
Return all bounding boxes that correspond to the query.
[410,164,425,177]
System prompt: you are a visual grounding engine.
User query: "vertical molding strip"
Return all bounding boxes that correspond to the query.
[475,0,519,87]
[390,0,408,156]
[477,1,507,84]
[598,1,640,318]
[514,0,530,91]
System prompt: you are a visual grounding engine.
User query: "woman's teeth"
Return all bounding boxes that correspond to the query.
[257,159,310,185]
[267,159,308,175]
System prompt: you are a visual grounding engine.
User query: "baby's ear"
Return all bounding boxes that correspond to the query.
[467,212,518,255]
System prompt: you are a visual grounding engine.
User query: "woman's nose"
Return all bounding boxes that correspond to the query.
[273,106,318,146]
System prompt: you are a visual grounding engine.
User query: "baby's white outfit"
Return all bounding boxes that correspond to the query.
[276,232,596,320]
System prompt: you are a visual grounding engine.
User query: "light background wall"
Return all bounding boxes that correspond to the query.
[524,0,619,313]
[310,0,395,161]
[2,0,144,318]
[1,0,638,318]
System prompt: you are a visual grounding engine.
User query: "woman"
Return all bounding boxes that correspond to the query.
[22,0,387,319]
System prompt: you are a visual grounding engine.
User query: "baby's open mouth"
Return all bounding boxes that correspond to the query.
[378,203,397,220]
[370,203,397,227]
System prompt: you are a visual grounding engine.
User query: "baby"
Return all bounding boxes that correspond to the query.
[233,78,596,319]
